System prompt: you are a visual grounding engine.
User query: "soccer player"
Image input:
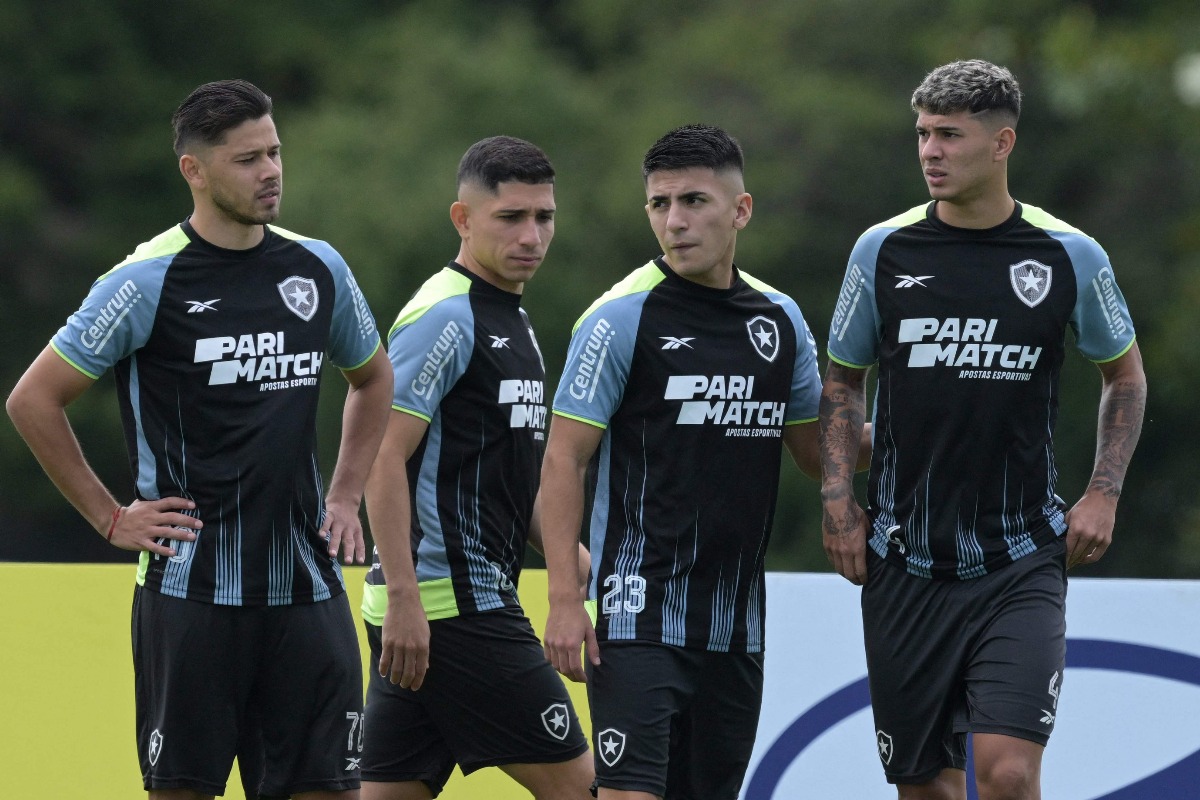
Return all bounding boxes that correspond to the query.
[5,79,392,799]
[359,136,593,800]
[540,124,831,800]
[819,60,1147,800]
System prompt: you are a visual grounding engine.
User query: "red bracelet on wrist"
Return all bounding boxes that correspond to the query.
[107,506,123,542]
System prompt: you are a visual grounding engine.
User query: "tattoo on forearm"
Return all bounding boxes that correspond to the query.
[1088,378,1147,498]
[819,368,866,486]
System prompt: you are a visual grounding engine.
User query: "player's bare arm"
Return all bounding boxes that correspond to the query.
[364,408,432,690]
[528,495,592,602]
[819,361,871,585]
[322,346,393,564]
[1066,343,1147,568]
[539,414,604,682]
[6,346,201,557]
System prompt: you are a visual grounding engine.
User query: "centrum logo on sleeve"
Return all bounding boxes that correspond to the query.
[80,279,142,354]
[193,331,323,389]
[666,374,785,436]
[411,320,464,397]
[568,318,614,402]
[899,317,1042,381]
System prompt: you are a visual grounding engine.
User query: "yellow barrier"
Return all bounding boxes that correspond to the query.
[0,564,590,800]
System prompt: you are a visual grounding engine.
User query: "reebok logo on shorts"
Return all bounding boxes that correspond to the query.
[598,727,626,766]
[541,702,570,741]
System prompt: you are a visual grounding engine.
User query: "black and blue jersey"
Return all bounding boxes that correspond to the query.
[553,258,821,654]
[362,262,547,623]
[51,221,381,605]
[828,202,1136,580]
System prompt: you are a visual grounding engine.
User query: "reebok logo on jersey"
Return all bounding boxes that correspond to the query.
[499,379,546,430]
[1010,260,1052,308]
[186,299,220,313]
[411,321,464,397]
[194,331,323,388]
[1091,267,1130,339]
[899,317,1042,375]
[490,336,510,349]
[895,274,934,288]
[660,336,694,350]
[598,728,627,767]
[568,318,614,402]
[80,279,142,354]
[666,374,785,433]
[278,276,319,321]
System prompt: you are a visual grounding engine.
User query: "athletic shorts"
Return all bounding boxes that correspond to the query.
[360,606,588,796]
[132,586,364,797]
[861,537,1067,785]
[587,640,764,799]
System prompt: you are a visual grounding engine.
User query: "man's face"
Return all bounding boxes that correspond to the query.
[645,166,751,289]
[194,115,282,226]
[455,181,556,292]
[916,109,1006,206]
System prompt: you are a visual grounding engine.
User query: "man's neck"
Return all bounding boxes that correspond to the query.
[189,207,266,250]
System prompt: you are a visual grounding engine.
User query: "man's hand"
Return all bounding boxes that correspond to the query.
[1065,491,1117,568]
[110,497,201,557]
[321,496,367,564]
[379,596,431,690]
[543,601,600,683]
[821,490,869,585]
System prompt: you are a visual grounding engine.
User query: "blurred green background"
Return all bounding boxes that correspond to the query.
[3,0,1197,577]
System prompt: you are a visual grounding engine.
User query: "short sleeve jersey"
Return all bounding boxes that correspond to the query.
[51,221,381,605]
[362,262,547,623]
[828,202,1136,580]
[553,258,821,653]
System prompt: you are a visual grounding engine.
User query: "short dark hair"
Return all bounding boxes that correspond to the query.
[456,136,555,193]
[911,59,1022,126]
[172,80,274,157]
[641,124,744,180]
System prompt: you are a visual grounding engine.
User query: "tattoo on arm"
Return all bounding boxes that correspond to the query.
[1088,377,1147,499]
[819,364,866,490]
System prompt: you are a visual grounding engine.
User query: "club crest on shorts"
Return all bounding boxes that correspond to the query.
[746,315,780,362]
[1009,260,1052,308]
[541,702,571,741]
[278,276,319,321]
[876,729,894,765]
[597,727,626,767]
[148,728,164,766]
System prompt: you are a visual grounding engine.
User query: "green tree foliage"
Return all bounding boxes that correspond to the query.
[3,0,1197,576]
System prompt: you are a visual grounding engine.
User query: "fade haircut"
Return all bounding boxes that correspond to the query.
[172,80,273,157]
[642,124,744,180]
[911,59,1022,128]
[456,136,555,193]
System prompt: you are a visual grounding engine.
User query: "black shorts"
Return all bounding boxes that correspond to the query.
[587,640,764,799]
[132,586,363,797]
[861,538,1067,785]
[360,606,588,796]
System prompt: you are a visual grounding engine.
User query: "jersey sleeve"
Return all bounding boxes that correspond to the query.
[552,295,644,429]
[827,228,887,369]
[50,259,169,379]
[388,294,475,421]
[304,242,381,370]
[782,301,822,424]
[1058,234,1137,362]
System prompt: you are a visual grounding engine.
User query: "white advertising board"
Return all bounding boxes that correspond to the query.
[743,574,1200,799]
